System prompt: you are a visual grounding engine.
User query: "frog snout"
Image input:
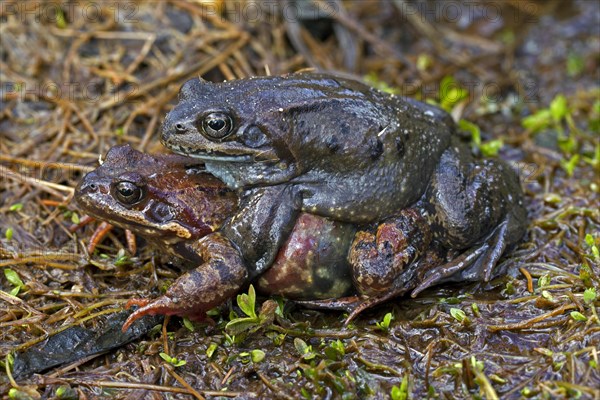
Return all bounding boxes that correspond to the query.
[162,108,197,138]
[77,172,101,195]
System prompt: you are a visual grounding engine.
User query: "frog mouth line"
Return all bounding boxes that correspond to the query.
[168,145,277,163]
[80,203,192,239]
[189,153,254,162]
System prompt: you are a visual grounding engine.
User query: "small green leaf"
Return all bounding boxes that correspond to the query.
[470,355,484,371]
[5,270,24,297]
[439,76,468,111]
[503,281,515,295]
[390,374,409,400]
[55,7,67,29]
[9,388,36,400]
[237,285,257,319]
[580,264,592,287]
[541,290,553,301]
[570,311,587,321]
[250,349,265,363]
[206,343,218,358]
[560,154,580,177]
[585,234,595,247]
[522,109,552,132]
[55,385,78,400]
[301,387,311,399]
[173,359,186,367]
[5,228,14,241]
[238,351,251,363]
[159,352,186,367]
[557,135,577,154]
[294,338,315,360]
[536,348,553,357]
[114,248,132,267]
[376,312,394,330]
[294,338,309,354]
[325,339,345,360]
[480,139,503,157]
[4,269,24,288]
[521,387,535,397]
[9,203,23,212]
[459,119,481,146]
[584,234,600,262]
[182,317,195,332]
[225,317,260,336]
[70,212,80,224]
[417,53,432,71]
[55,387,67,397]
[364,72,400,95]
[206,307,220,317]
[550,94,568,122]
[450,308,466,322]
[582,143,599,168]
[224,333,236,346]
[202,342,219,360]
[538,274,551,288]
[583,287,596,304]
[543,193,562,204]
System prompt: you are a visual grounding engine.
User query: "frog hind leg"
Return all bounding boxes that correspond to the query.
[295,210,438,323]
[410,218,510,297]
[412,142,527,296]
[122,233,247,332]
[349,208,432,296]
[295,246,443,324]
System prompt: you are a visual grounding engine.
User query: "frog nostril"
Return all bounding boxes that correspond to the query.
[81,182,98,193]
[175,123,186,133]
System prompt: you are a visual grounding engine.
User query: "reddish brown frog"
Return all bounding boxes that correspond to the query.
[76,145,360,330]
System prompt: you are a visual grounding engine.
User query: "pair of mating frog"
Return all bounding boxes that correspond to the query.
[76,73,527,331]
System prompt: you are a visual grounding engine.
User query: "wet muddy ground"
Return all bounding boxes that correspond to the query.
[1,1,598,399]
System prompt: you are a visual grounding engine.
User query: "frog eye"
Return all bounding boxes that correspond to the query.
[114,181,144,205]
[201,112,233,140]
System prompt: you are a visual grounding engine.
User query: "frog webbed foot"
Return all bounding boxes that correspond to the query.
[295,282,418,325]
[411,219,510,297]
[294,293,411,325]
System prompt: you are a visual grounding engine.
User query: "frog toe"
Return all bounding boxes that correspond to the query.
[477,219,509,281]
[411,220,510,297]
[122,295,189,332]
[294,296,364,313]
[294,295,389,325]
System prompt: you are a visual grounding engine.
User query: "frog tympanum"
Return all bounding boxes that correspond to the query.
[160,72,528,309]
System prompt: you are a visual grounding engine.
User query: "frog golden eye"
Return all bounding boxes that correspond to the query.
[114,181,144,205]
[202,112,233,140]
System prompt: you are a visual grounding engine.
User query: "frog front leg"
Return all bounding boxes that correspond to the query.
[411,142,528,296]
[221,184,302,277]
[122,233,247,332]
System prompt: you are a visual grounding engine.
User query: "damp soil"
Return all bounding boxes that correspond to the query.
[0,1,598,399]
